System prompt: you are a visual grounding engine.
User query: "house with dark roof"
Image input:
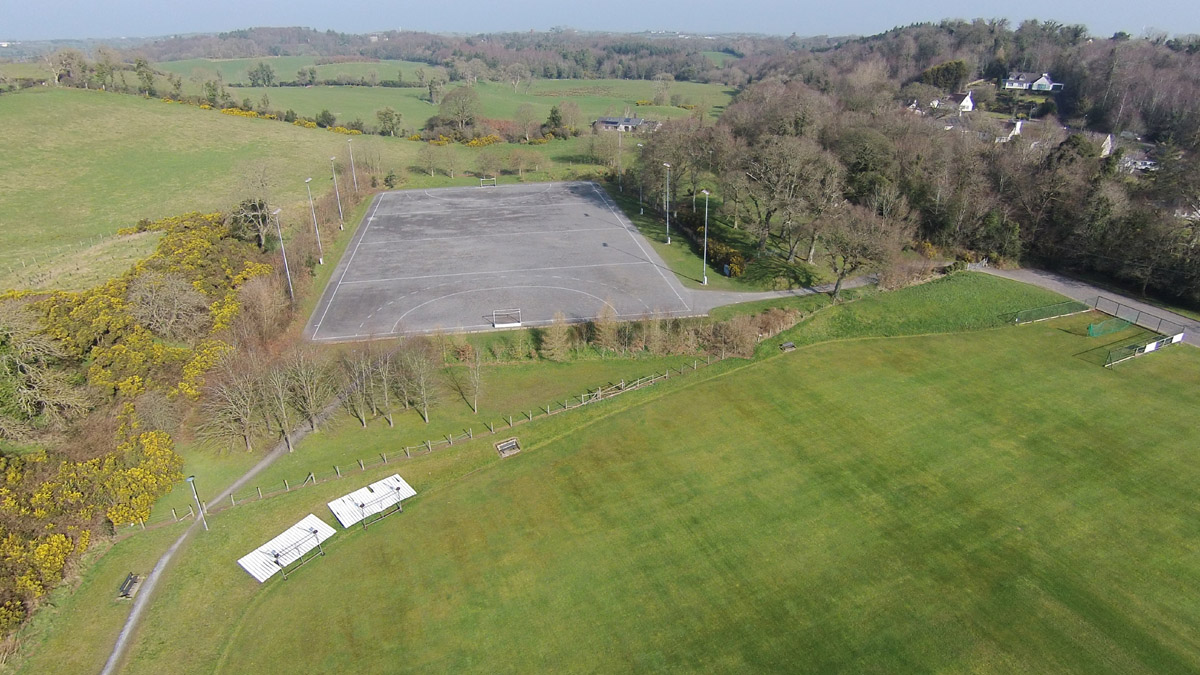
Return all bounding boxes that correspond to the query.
[1003,72,1063,92]
[593,117,655,132]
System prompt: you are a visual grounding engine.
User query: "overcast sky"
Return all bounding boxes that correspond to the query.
[2,0,1198,41]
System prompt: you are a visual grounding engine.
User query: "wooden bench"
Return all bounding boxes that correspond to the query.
[118,573,140,599]
[495,437,521,458]
[780,342,796,352]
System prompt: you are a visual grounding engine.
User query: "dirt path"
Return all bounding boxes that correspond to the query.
[981,267,1199,347]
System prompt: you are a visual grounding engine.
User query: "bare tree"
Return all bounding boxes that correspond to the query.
[199,371,261,452]
[514,103,540,142]
[284,349,336,431]
[373,347,398,427]
[824,205,912,300]
[127,272,210,342]
[466,348,483,414]
[342,349,374,427]
[260,364,295,451]
[0,300,87,438]
[402,341,439,423]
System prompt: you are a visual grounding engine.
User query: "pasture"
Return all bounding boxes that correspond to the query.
[225,79,733,131]
[20,273,1200,674]
[153,57,447,91]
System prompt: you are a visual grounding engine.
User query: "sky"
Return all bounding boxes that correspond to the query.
[2,0,1198,42]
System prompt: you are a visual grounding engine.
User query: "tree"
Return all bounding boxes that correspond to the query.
[440,86,481,131]
[514,103,540,142]
[417,144,439,176]
[593,302,619,353]
[920,60,970,92]
[198,370,261,452]
[47,49,87,86]
[260,365,296,451]
[134,58,156,96]
[126,272,209,342]
[546,105,563,130]
[504,63,529,90]
[342,350,374,428]
[315,109,337,128]
[296,67,317,86]
[466,349,483,413]
[284,349,336,431]
[248,62,276,87]
[376,107,403,136]
[401,342,438,423]
[824,206,912,300]
[558,101,582,130]
[475,149,503,178]
[540,312,570,361]
[508,148,541,178]
[653,73,675,106]
[0,300,86,440]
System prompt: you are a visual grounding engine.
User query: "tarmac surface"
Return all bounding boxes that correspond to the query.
[307,182,694,340]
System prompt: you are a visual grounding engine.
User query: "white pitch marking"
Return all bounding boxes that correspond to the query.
[311,192,387,338]
[340,261,648,285]
[590,183,691,312]
[362,226,617,246]
[391,285,619,333]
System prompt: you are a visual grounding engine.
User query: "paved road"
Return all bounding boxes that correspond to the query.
[686,275,877,314]
[982,267,1199,347]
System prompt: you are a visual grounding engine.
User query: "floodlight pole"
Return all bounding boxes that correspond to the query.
[305,178,324,265]
[663,162,671,244]
[186,475,208,532]
[617,127,623,192]
[701,189,710,285]
[347,138,359,192]
[271,208,295,304]
[637,143,644,214]
[331,156,344,229]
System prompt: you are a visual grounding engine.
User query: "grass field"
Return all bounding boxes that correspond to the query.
[19,273,1200,674]
[225,79,733,132]
[154,57,448,91]
[0,88,624,290]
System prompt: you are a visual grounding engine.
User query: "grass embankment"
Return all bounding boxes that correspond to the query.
[28,272,1200,674]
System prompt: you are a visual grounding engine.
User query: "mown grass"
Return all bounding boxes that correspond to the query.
[92,273,1200,674]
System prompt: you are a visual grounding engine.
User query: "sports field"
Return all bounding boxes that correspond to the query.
[22,274,1196,675]
[308,182,691,339]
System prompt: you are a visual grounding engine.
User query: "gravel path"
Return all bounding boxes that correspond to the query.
[981,267,1199,347]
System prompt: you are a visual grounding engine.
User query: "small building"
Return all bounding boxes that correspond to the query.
[995,119,1023,143]
[593,117,650,132]
[930,91,973,114]
[1003,72,1064,92]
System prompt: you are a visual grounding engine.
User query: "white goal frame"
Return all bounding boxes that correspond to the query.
[492,308,522,328]
[479,177,498,187]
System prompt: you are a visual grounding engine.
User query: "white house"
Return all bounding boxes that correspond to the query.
[1003,72,1063,92]
[930,91,973,114]
[593,117,653,132]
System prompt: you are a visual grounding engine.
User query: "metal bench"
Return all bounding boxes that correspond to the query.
[495,437,521,458]
[118,573,140,599]
[780,342,796,352]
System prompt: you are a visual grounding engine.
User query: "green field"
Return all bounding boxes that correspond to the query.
[226,79,732,131]
[17,273,1200,674]
[0,87,630,290]
[154,57,447,90]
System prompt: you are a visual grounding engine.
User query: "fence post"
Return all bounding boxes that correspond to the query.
[448,434,453,445]
[230,493,235,507]
[187,505,194,519]
[257,487,263,499]
[468,428,473,439]
[509,415,514,427]
[381,452,388,464]
[405,446,411,458]
[335,465,341,478]
[527,410,532,420]
[171,508,178,522]
[425,440,432,453]
[358,459,365,470]
[285,479,290,491]
[486,421,494,432]
[140,519,146,530]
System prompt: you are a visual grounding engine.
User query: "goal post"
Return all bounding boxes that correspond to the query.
[492,308,522,328]
[479,177,497,187]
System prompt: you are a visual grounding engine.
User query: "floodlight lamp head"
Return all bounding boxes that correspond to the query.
[271,208,282,215]
[663,162,671,168]
[331,156,336,161]
[701,189,710,195]
[186,475,195,483]
[305,177,312,183]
